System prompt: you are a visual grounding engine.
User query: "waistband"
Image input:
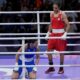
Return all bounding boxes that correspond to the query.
[19,55,34,62]
[52,29,64,33]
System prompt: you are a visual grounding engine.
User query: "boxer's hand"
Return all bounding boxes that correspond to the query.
[33,66,37,72]
[53,50,59,54]
[61,32,67,40]
[13,63,19,71]
[45,31,50,40]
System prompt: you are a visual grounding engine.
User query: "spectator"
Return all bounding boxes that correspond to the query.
[35,0,43,10]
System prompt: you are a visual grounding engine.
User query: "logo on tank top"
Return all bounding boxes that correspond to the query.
[58,18,60,21]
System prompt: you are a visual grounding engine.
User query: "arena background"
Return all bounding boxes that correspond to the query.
[0,0,79,52]
[0,0,80,79]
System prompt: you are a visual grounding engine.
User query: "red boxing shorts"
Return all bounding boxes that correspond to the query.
[47,33,67,51]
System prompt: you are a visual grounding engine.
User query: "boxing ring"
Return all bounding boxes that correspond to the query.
[0,11,80,80]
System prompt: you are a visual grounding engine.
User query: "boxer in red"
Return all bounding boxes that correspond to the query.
[45,3,70,74]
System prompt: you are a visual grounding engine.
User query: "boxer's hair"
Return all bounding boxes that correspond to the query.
[53,2,60,8]
[26,39,36,44]
[25,39,36,49]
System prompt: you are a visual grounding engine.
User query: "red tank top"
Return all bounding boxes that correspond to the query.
[51,11,65,29]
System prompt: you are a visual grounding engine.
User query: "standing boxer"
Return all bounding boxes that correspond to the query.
[45,3,70,74]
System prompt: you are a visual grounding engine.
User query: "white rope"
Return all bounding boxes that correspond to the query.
[0,44,80,47]
[0,11,38,14]
[40,44,80,46]
[0,33,80,36]
[1,78,71,80]
[0,37,22,40]
[0,36,80,40]
[0,22,79,25]
[39,11,80,13]
[0,22,37,25]
[67,33,80,35]
[0,51,79,54]
[0,44,21,47]
[0,11,80,14]
[40,22,80,24]
[0,64,80,68]
[22,79,71,80]
[27,78,71,80]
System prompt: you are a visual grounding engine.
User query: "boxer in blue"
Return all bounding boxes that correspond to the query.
[12,40,40,79]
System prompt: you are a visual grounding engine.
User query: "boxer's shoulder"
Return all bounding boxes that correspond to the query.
[50,11,54,17]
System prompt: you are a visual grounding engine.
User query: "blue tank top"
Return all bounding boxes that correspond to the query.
[25,47,37,58]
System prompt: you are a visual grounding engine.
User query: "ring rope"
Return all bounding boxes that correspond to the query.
[0,11,80,14]
[0,51,80,54]
[0,37,79,40]
[0,33,80,36]
[0,64,80,68]
[0,22,79,25]
[1,78,71,80]
[0,44,80,47]
[40,44,80,46]
[0,44,21,47]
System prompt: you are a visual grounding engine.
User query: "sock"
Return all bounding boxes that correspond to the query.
[59,61,63,69]
[49,60,53,65]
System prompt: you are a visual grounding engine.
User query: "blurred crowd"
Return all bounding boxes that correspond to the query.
[0,0,79,51]
[0,0,53,11]
[0,0,80,33]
